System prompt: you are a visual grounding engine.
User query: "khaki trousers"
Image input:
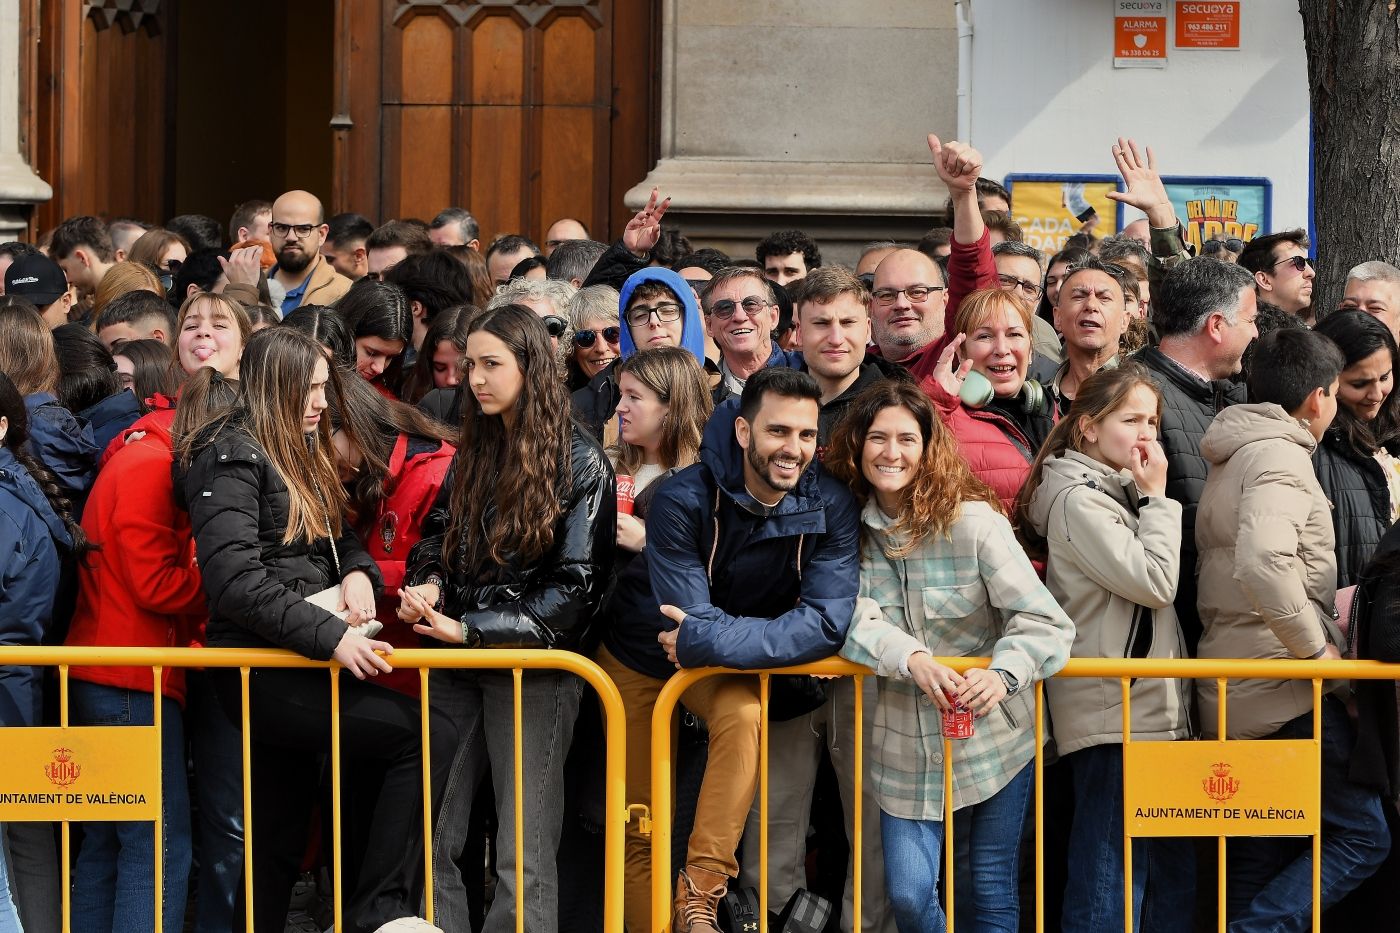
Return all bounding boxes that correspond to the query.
[597,646,761,933]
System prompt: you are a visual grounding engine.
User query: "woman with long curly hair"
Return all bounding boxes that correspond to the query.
[397,304,615,933]
[180,328,454,933]
[826,380,1072,933]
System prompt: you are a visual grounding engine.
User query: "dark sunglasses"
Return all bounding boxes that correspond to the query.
[1271,255,1314,274]
[1201,237,1245,256]
[572,326,620,348]
[541,315,569,338]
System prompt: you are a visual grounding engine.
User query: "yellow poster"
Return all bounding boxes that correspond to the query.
[1008,179,1120,254]
[1124,739,1319,837]
[0,726,161,821]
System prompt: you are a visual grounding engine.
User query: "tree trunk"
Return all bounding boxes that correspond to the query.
[1298,0,1400,314]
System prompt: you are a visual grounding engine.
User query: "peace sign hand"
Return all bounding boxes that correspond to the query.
[623,187,671,259]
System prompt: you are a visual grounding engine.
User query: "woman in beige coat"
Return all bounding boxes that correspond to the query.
[1020,364,1194,933]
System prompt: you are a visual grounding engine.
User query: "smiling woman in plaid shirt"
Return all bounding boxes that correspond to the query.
[827,381,1073,933]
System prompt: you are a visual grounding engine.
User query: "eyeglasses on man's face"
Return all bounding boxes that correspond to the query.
[707,296,770,320]
[270,222,318,240]
[996,273,1043,299]
[871,284,945,304]
[1201,237,1245,256]
[627,303,684,327]
[1271,255,1315,274]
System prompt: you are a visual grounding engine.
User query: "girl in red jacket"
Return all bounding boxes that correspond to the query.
[330,371,456,695]
[66,367,238,933]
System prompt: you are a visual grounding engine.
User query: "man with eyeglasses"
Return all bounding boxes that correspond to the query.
[1238,229,1316,326]
[992,240,1063,366]
[267,189,351,315]
[572,266,711,441]
[869,135,999,391]
[703,267,804,403]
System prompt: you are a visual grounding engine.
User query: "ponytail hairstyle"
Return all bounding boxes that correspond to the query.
[52,324,123,414]
[228,328,353,545]
[399,304,476,404]
[171,367,239,465]
[610,346,713,475]
[0,371,91,557]
[328,367,454,525]
[0,301,60,396]
[827,381,1001,556]
[443,304,571,574]
[1014,363,1162,558]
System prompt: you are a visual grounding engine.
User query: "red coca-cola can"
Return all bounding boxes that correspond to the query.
[616,474,635,515]
[941,690,975,739]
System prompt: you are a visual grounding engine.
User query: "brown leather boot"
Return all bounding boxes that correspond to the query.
[672,865,728,933]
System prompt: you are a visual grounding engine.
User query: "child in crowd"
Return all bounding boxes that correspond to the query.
[1196,327,1390,926]
[1020,364,1195,933]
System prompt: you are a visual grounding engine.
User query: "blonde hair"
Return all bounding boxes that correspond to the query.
[92,261,165,320]
[953,286,1033,337]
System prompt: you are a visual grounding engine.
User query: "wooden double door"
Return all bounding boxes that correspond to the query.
[25,0,658,244]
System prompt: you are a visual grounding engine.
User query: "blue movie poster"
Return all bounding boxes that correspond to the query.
[1161,177,1272,252]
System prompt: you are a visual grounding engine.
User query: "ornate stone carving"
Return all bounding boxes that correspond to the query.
[85,0,162,34]
[392,0,603,28]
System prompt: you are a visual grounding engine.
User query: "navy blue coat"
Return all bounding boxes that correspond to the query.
[0,445,72,726]
[644,401,860,670]
[79,390,142,454]
[24,392,98,508]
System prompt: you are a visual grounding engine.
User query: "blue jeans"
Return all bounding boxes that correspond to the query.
[1061,744,1195,933]
[1226,696,1390,932]
[184,671,243,933]
[881,762,1033,933]
[430,669,582,933]
[0,827,22,933]
[69,681,190,933]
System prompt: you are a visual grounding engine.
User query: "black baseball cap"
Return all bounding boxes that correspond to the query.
[5,253,67,305]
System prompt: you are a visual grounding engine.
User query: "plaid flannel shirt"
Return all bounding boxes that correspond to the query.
[840,500,1073,821]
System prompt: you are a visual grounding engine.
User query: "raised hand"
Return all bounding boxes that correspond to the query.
[219,244,264,287]
[933,333,975,397]
[622,187,671,259]
[928,134,983,194]
[1105,137,1177,229]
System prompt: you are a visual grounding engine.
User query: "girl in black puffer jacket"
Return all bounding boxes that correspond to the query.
[398,305,615,933]
[1312,311,1400,589]
[179,328,455,933]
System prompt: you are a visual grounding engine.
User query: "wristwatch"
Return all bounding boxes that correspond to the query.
[993,668,1020,697]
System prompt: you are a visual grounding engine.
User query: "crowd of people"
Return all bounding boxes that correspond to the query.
[0,131,1399,933]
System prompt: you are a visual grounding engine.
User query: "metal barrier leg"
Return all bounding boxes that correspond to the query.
[514,668,525,933]
[153,666,164,933]
[852,674,863,933]
[1217,676,1228,933]
[1121,678,1132,933]
[759,673,769,933]
[420,668,435,925]
[1034,681,1044,933]
[331,668,343,933]
[59,665,70,933]
[240,667,254,933]
[943,732,954,933]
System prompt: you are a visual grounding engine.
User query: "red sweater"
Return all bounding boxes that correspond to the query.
[365,434,456,696]
[68,416,205,704]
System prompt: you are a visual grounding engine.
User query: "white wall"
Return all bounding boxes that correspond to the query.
[967,0,1310,232]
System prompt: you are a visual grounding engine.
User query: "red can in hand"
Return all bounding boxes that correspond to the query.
[941,690,975,739]
[616,474,635,515]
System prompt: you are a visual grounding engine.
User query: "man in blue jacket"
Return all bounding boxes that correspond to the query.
[648,367,861,933]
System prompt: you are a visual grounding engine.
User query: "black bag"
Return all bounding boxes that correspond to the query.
[718,887,833,933]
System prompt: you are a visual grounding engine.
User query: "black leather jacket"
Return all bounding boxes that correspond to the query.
[405,423,616,651]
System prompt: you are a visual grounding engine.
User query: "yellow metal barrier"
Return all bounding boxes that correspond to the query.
[0,646,629,933]
[648,656,1400,933]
